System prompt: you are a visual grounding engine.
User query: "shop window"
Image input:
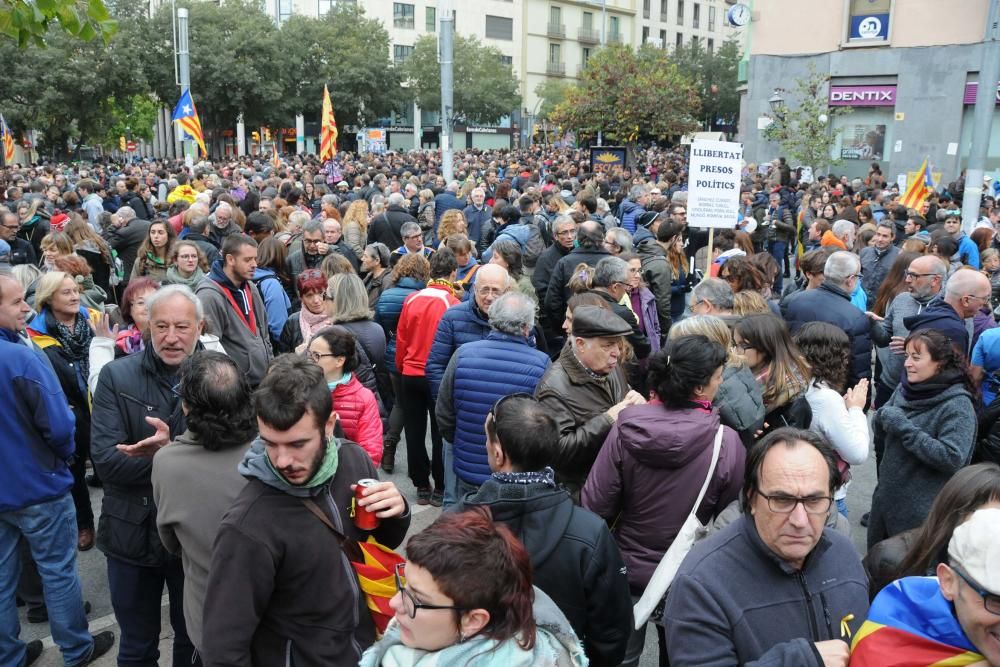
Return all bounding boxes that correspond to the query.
[846,0,891,43]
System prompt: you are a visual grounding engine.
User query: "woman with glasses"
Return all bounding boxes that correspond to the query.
[583,336,746,667]
[732,313,811,433]
[868,329,977,549]
[306,327,383,465]
[359,507,587,666]
[163,240,208,290]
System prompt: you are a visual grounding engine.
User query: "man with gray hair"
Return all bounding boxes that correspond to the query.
[588,256,651,361]
[185,214,221,268]
[691,277,736,322]
[368,190,417,249]
[618,184,650,234]
[462,186,492,246]
[286,219,329,282]
[209,201,241,247]
[785,250,873,387]
[91,284,207,666]
[434,179,464,226]
[103,205,150,292]
[904,266,990,358]
[435,290,552,506]
[830,219,857,250]
[389,220,433,267]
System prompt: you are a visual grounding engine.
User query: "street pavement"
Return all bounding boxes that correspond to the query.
[27,420,879,666]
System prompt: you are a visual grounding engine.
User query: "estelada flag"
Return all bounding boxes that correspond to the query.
[899,157,933,211]
[271,143,280,170]
[850,576,984,666]
[171,90,208,158]
[0,114,15,163]
[320,85,338,161]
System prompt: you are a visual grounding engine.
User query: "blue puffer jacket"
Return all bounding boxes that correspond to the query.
[373,277,425,374]
[447,332,550,484]
[0,328,76,513]
[618,199,645,234]
[426,299,492,399]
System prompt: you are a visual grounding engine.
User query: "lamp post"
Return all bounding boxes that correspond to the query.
[768,90,785,119]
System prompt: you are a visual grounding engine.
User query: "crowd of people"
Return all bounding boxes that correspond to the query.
[1,145,1000,667]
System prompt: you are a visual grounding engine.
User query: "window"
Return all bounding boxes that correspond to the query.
[485,15,513,40]
[318,0,333,15]
[660,0,668,21]
[691,34,699,47]
[393,44,414,64]
[677,0,684,25]
[642,26,649,43]
[582,46,591,64]
[609,15,619,39]
[499,55,513,67]
[707,37,714,53]
[550,5,562,25]
[643,0,650,19]
[692,3,699,29]
[659,29,666,46]
[393,3,415,29]
[277,0,291,24]
[847,0,891,43]
[708,5,715,31]
[582,11,593,28]
[675,31,683,47]
[549,43,561,62]
[425,6,435,32]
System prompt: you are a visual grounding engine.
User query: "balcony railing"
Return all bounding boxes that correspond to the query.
[547,22,565,38]
[578,26,600,43]
[546,61,566,76]
[607,31,623,43]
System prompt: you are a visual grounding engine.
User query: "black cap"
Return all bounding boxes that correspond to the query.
[636,211,659,228]
[571,306,632,338]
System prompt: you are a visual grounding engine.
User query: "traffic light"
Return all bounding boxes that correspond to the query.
[251,131,260,142]
[119,135,126,151]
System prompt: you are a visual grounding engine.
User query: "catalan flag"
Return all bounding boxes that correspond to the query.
[0,114,15,164]
[849,576,984,666]
[351,539,405,637]
[271,143,281,170]
[171,90,207,158]
[899,157,933,211]
[320,84,338,161]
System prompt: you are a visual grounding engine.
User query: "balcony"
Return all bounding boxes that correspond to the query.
[546,61,566,76]
[607,31,623,44]
[578,26,600,43]
[547,22,565,38]
[659,12,669,22]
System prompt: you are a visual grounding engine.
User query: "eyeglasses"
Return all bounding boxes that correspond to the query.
[307,350,338,363]
[757,492,833,515]
[475,286,506,297]
[303,238,322,246]
[905,271,938,279]
[952,566,1000,615]
[732,340,754,353]
[966,293,992,304]
[403,234,422,242]
[556,229,576,237]
[393,563,468,619]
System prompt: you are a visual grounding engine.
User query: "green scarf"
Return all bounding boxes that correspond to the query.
[266,436,339,489]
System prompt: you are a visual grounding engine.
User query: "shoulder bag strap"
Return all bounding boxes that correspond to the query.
[691,425,725,516]
[301,497,345,544]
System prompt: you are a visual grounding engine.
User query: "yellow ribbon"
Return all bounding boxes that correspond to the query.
[840,613,855,639]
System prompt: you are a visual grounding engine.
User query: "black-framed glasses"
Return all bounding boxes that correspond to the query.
[905,271,938,279]
[307,350,338,363]
[757,492,833,515]
[303,238,322,246]
[732,340,754,353]
[952,566,1000,615]
[486,392,534,443]
[393,563,468,619]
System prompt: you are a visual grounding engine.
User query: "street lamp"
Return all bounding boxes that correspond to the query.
[768,90,785,119]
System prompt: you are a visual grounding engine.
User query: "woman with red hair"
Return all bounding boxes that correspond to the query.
[359,507,587,666]
[278,269,332,354]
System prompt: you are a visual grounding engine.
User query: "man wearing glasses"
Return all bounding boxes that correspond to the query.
[389,221,434,269]
[904,266,991,359]
[851,508,1000,666]
[0,210,36,266]
[664,428,869,667]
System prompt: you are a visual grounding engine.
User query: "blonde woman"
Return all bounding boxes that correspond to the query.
[417,188,435,240]
[39,231,74,271]
[342,199,370,257]
[669,315,765,445]
[437,209,468,244]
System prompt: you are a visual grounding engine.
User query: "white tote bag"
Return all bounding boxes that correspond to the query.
[632,425,724,629]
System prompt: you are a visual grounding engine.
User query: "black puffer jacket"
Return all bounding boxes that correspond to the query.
[460,478,632,667]
[543,246,612,338]
[91,344,186,567]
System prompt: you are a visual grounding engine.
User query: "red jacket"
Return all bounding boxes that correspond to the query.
[395,283,459,377]
[332,375,383,465]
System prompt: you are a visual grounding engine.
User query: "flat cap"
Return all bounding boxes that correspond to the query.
[572,305,632,338]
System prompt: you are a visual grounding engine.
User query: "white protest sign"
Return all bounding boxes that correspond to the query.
[688,140,743,229]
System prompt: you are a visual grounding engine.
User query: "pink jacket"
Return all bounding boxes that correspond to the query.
[332,375,383,465]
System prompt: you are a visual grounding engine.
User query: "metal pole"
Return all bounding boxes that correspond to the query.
[962,0,1000,233]
[176,7,194,166]
[439,0,454,182]
[597,0,606,146]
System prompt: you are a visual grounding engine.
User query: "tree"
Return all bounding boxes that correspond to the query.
[275,5,401,133]
[671,38,740,130]
[96,94,159,150]
[551,44,700,144]
[534,79,570,121]
[0,0,116,47]
[402,34,521,126]
[762,66,852,170]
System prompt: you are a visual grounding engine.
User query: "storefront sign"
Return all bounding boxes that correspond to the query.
[848,13,889,40]
[963,82,1000,105]
[590,146,627,173]
[829,85,896,107]
[687,140,742,229]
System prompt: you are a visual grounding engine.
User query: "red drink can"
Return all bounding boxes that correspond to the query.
[354,478,380,530]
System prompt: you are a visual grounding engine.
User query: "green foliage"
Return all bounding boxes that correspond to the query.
[671,38,740,128]
[762,66,852,170]
[0,0,116,47]
[551,44,700,144]
[534,79,570,122]
[403,34,521,126]
[98,94,159,149]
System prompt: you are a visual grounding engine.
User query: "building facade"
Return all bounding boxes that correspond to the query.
[739,0,1000,181]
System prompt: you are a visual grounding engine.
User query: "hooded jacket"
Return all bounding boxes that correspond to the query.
[201,437,410,667]
[903,297,970,357]
[634,228,674,336]
[581,403,745,592]
[460,478,632,666]
[331,375,383,465]
[0,328,76,513]
[196,261,273,386]
[715,365,767,446]
[618,198,644,234]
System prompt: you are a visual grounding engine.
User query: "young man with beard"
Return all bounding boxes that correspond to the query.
[201,355,410,667]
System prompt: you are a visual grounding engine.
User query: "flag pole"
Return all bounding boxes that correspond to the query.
[176,7,194,167]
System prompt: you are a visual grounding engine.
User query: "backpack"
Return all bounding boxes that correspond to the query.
[760,394,812,436]
[108,249,125,287]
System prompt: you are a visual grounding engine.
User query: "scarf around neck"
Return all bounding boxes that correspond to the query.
[165,266,205,290]
[263,435,340,490]
[47,309,93,376]
[899,368,966,402]
[492,467,557,487]
[299,307,333,345]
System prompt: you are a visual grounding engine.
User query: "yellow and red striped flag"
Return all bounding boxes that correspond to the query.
[171,90,208,158]
[899,157,933,210]
[320,84,338,161]
[272,143,281,170]
[0,115,15,163]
